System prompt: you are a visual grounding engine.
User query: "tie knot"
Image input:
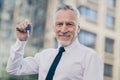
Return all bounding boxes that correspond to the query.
[59,47,65,53]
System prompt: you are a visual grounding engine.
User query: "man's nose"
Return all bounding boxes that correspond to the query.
[61,24,67,33]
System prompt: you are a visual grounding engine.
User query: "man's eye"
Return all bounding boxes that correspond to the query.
[56,23,63,26]
[67,23,73,26]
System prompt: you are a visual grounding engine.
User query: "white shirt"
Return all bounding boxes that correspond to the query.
[7,39,103,80]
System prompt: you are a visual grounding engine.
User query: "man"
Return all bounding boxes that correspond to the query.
[7,4,103,80]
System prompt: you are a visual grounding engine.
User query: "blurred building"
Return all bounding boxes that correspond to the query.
[0,0,120,80]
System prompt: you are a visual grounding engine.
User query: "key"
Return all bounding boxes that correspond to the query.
[25,25,30,37]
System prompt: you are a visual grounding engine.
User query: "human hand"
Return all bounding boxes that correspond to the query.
[16,19,33,41]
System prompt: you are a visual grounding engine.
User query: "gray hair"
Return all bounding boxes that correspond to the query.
[56,4,80,26]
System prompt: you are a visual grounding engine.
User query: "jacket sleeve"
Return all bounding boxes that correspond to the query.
[6,39,39,75]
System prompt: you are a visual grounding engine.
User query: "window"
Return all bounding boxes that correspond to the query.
[104,63,113,77]
[107,0,115,9]
[78,6,97,22]
[78,6,87,16]
[78,30,96,48]
[86,8,97,21]
[106,14,114,29]
[105,37,114,53]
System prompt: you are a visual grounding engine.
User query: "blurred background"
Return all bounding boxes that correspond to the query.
[0,0,120,80]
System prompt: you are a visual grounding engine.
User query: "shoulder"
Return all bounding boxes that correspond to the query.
[77,43,98,58]
[77,44,103,65]
[78,44,96,53]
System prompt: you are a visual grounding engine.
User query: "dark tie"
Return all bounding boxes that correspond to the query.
[45,47,65,80]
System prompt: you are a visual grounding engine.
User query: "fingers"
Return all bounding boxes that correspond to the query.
[16,19,31,33]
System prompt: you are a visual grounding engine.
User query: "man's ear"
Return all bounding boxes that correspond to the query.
[77,25,80,33]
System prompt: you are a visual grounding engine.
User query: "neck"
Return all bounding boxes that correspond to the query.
[58,38,79,48]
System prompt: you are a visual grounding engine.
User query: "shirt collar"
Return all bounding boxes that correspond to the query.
[57,38,79,53]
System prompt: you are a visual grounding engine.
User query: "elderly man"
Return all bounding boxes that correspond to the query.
[7,4,103,80]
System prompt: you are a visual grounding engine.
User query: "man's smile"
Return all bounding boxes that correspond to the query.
[58,34,71,41]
